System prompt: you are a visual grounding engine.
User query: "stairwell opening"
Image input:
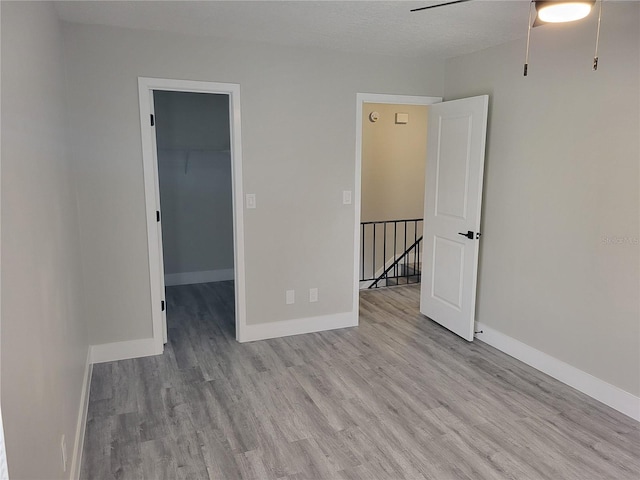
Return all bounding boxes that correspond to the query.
[359,102,429,290]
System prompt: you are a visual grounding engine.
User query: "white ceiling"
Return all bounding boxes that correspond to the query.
[54,0,533,59]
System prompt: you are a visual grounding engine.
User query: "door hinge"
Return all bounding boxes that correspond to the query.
[150,114,155,126]
[156,210,161,222]
[161,300,165,312]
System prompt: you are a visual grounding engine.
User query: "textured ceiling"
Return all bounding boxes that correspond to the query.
[54,0,533,59]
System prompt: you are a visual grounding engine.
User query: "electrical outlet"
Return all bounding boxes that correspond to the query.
[286,290,295,305]
[309,288,318,303]
[61,434,67,472]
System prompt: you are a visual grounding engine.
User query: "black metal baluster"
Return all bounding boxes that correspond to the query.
[412,220,418,284]
[394,222,397,278]
[417,221,421,282]
[372,223,376,286]
[404,221,407,284]
[383,222,387,287]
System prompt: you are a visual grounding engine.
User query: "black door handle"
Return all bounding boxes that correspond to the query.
[458,231,474,239]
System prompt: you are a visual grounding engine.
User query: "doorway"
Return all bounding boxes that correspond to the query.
[360,102,429,289]
[354,93,489,342]
[353,94,441,312]
[154,90,235,335]
[138,78,247,351]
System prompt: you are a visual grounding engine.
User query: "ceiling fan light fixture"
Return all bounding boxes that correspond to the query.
[536,2,593,23]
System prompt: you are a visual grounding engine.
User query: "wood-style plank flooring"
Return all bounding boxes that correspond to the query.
[81,282,640,479]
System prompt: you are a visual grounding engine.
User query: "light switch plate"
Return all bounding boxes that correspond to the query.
[343,190,352,205]
[246,194,256,209]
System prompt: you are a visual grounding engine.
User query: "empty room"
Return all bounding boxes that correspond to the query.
[1,1,638,479]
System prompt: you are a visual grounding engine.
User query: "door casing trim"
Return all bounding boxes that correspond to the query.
[353,93,442,318]
[138,77,247,348]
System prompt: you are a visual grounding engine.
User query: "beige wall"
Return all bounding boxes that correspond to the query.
[361,103,428,223]
[1,2,89,478]
[444,2,640,396]
[62,22,445,341]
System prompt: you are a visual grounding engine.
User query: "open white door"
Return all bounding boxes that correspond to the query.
[148,92,168,344]
[420,95,488,341]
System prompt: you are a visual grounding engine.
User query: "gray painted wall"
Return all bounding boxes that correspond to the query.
[154,90,230,151]
[444,3,640,396]
[153,91,234,278]
[1,2,89,478]
[62,22,445,342]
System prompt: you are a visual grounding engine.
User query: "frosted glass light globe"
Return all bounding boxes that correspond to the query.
[537,2,592,23]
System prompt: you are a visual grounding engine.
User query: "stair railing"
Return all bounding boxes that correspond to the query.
[368,236,423,289]
[360,219,423,288]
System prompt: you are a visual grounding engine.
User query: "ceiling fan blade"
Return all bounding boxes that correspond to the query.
[410,0,474,13]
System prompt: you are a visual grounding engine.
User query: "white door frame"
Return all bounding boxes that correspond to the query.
[138,77,247,351]
[353,93,442,318]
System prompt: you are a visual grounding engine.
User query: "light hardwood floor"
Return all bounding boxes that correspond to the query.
[81,282,640,479]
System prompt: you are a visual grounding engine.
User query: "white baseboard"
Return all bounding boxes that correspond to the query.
[90,337,161,364]
[164,268,234,286]
[475,322,640,422]
[239,311,358,343]
[69,349,92,480]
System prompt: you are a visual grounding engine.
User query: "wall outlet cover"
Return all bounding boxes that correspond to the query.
[309,288,319,303]
[286,289,295,305]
